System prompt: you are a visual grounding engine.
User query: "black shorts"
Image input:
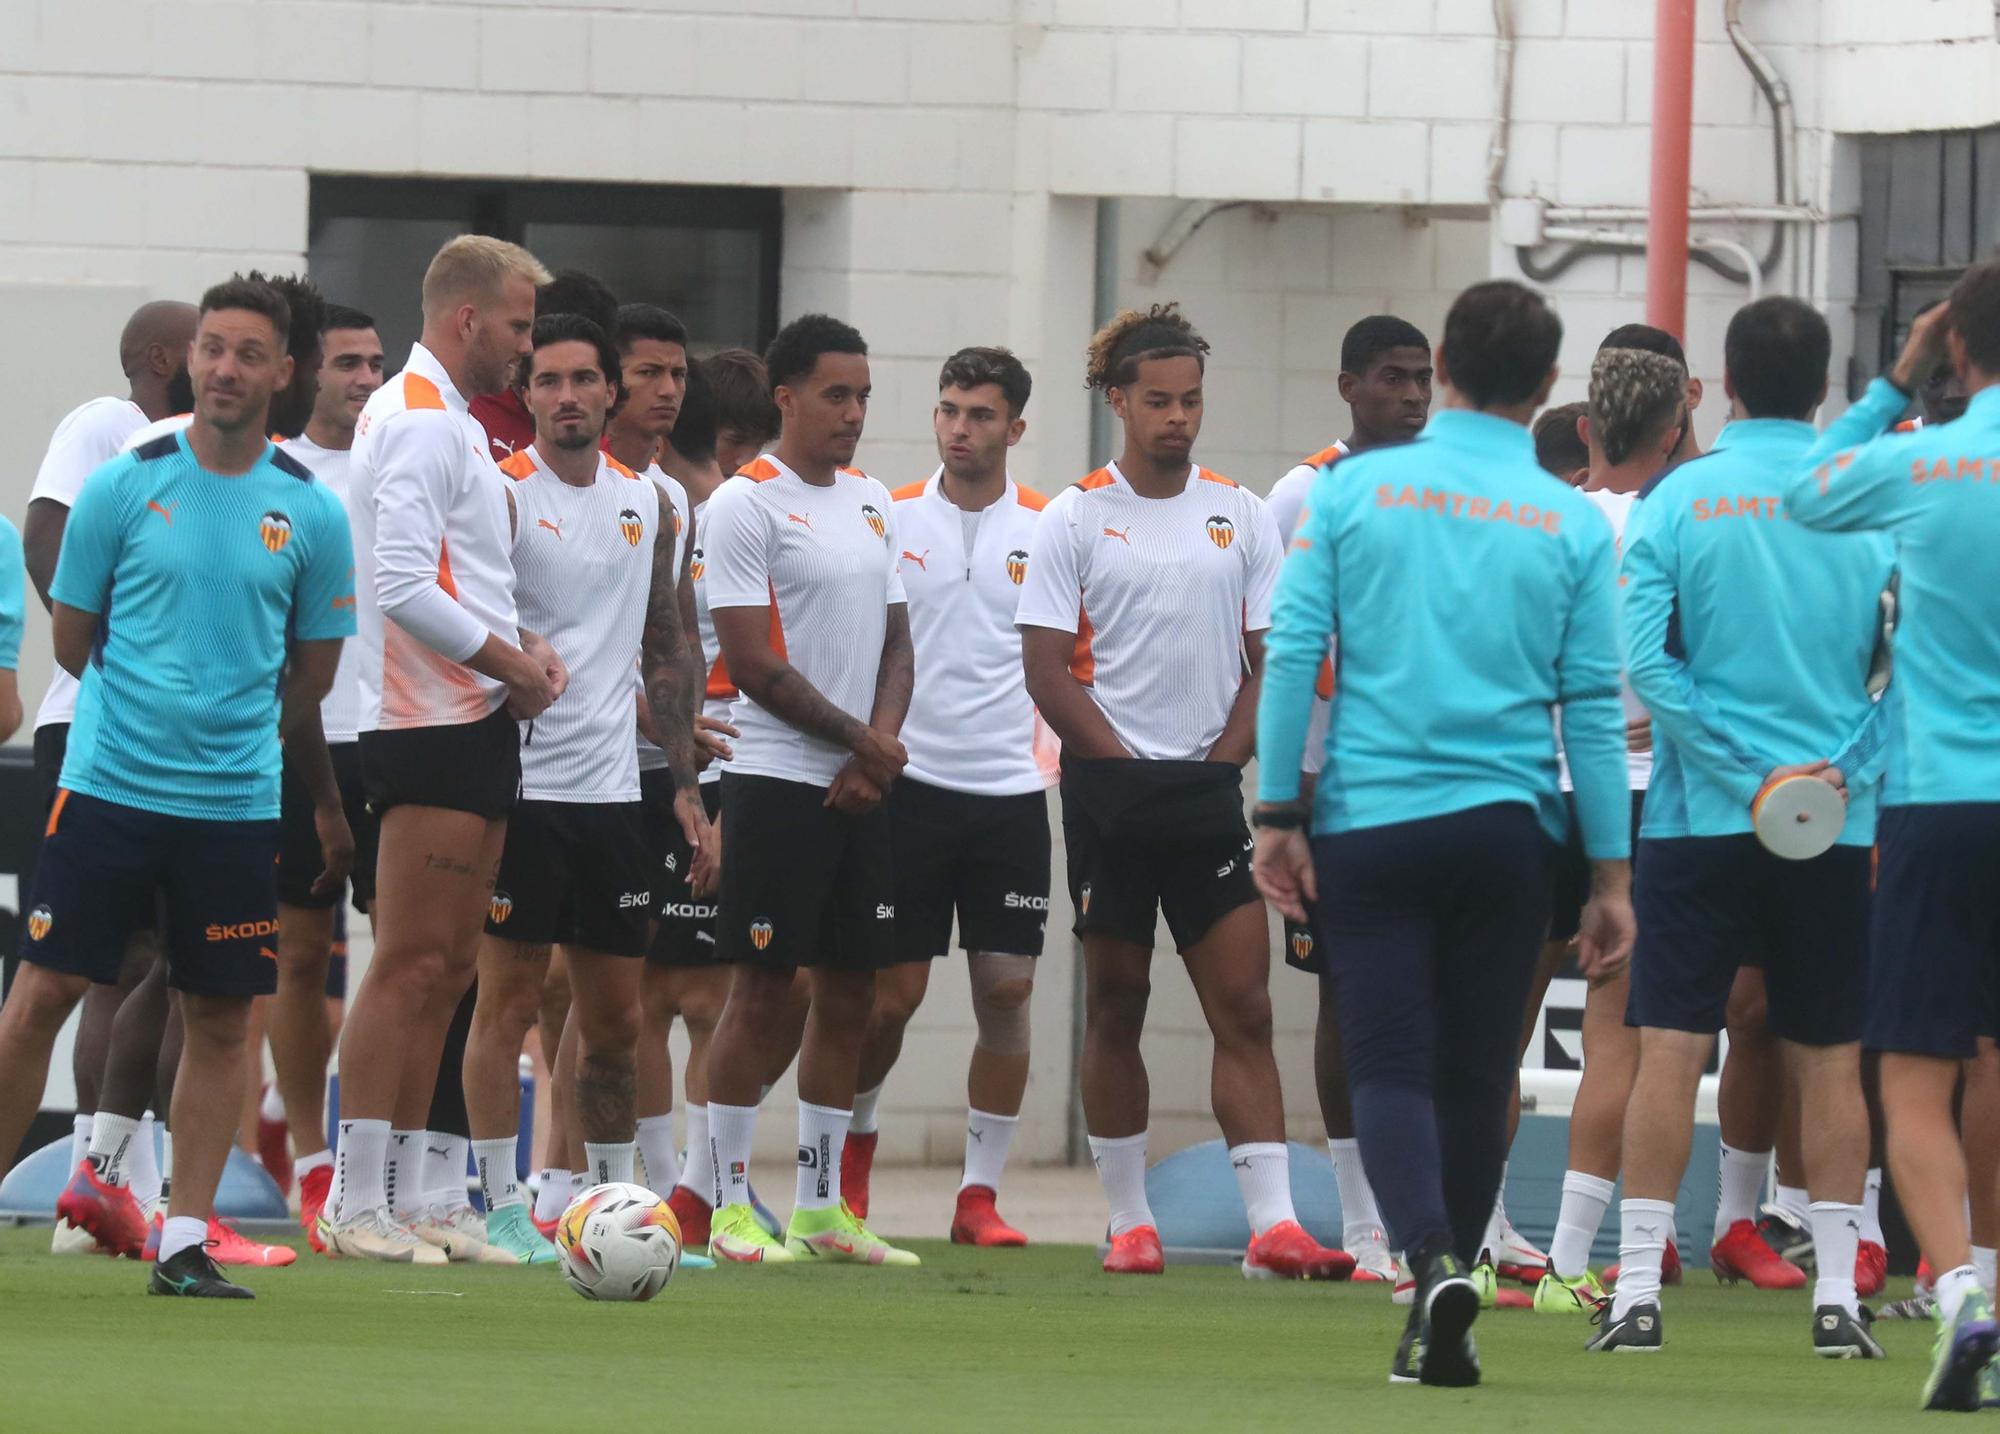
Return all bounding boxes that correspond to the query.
[1060,757,1256,953]
[276,742,378,914]
[715,772,895,969]
[21,790,280,998]
[484,800,655,958]
[1548,789,1646,944]
[647,774,724,966]
[32,723,67,806]
[360,706,520,821]
[1867,804,2000,1058]
[1629,835,1870,1047]
[890,778,1051,962]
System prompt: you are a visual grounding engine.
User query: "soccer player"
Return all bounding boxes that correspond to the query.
[272,305,385,1249]
[1018,304,1347,1282]
[468,269,618,464]
[831,346,1055,1247]
[327,235,566,1263]
[1783,271,2000,1409]
[1589,300,1893,1360]
[1533,403,1589,485]
[0,277,355,1297]
[1255,280,1634,1385]
[0,514,20,742]
[1262,315,1432,1282]
[697,314,918,1267]
[1601,322,1704,463]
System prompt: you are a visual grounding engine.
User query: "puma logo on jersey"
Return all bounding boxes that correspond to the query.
[537,518,564,540]
[1102,526,1131,545]
[147,500,175,525]
[787,513,814,531]
[901,549,929,571]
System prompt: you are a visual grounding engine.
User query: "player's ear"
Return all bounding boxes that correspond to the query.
[1529,364,1560,411]
[1685,376,1704,412]
[1336,371,1359,404]
[1006,416,1026,447]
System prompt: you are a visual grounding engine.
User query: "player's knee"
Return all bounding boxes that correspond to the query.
[580,1002,640,1057]
[972,988,1033,1056]
[1725,979,1769,1036]
[2,967,89,1033]
[178,993,252,1048]
[1085,975,1149,1041]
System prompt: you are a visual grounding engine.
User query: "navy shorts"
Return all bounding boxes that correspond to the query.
[647,774,723,967]
[714,773,896,969]
[20,790,280,998]
[1867,804,2000,1058]
[890,778,1051,962]
[1629,835,1869,1046]
[485,799,656,958]
[276,741,377,914]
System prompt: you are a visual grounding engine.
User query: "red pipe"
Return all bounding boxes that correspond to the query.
[1646,0,1697,340]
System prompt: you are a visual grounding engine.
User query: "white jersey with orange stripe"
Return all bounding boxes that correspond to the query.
[701,454,906,788]
[1015,461,1284,763]
[277,434,364,744]
[1266,442,1349,778]
[635,461,690,777]
[689,495,729,787]
[891,469,1058,797]
[348,342,518,733]
[501,445,657,802]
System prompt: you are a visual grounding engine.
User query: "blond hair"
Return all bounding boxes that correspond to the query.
[1587,347,1685,465]
[421,235,551,313]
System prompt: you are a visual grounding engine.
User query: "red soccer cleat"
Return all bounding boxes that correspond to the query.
[140,1211,163,1261]
[1104,1224,1165,1275]
[256,1091,293,1197]
[667,1185,712,1253]
[532,1211,561,1241]
[950,1185,1028,1247]
[298,1164,333,1254]
[1856,1240,1888,1299]
[55,1159,148,1258]
[208,1216,297,1267]
[1711,1218,1807,1289]
[1243,1219,1356,1281]
[1606,1240,1683,1288]
[841,1131,878,1222]
[1916,1255,1935,1297]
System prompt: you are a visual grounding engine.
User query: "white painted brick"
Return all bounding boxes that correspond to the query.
[1309,0,1434,32]
[1330,209,1438,292]
[72,80,192,168]
[1434,0,1562,35]
[1433,216,1491,287]
[1510,39,1625,124]
[1221,207,1333,292]
[0,77,88,162]
[1196,363,1284,454]
[1824,0,1987,44]
[1184,0,1307,30]
[148,1,259,81]
[909,24,1015,108]
[1367,37,1492,121]
[1175,116,1301,199]
[524,95,641,181]
[370,6,479,91]
[1820,40,1997,136]
[39,0,151,76]
[1496,120,1559,198]
[1560,0,1714,41]
[415,90,529,177]
[629,99,749,185]
[1046,111,1174,194]
[1017,28,1114,110]
[849,106,959,189]
[684,17,808,101]
[860,0,1011,19]
[847,272,1010,356]
[1054,0,1176,25]
[1625,41,1761,127]
[255,2,371,87]
[1690,122,1776,207]
[587,15,701,98]
[304,85,422,175]
[1242,35,1368,118]
[1555,124,1649,207]
[850,190,1015,276]
[796,20,913,104]
[482,10,591,93]
[1300,118,1428,203]
[1120,196,1228,283]
[188,82,313,170]
[1012,109,1052,192]
[1114,34,1241,115]
[0,162,33,244]
[1278,291,1348,368]
[145,165,306,252]
[0,4,38,73]
[737,105,857,187]
[952,110,1018,191]
[1429,121,1491,205]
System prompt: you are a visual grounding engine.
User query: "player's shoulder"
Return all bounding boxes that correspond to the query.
[735,455,783,483]
[1637,449,1724,505]
[1012,479,1050,512]
[890,476,931,504]
[497,449,537,481]
[603,453,643,482]
[61,395,147,442]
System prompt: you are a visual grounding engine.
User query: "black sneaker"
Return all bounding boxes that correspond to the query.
[1390,1305,1423,1385]
[148,1243,254,1299]
[1755,1204,1814,1271]
[1586,1299,1664,1352]
[1413,1245,1481,1388]
[1812,1304,1884,1359]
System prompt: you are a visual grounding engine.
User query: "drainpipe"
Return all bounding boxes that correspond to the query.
[1646,0,1698,338]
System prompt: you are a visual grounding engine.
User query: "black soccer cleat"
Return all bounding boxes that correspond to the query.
[1586,1299,1664,1352]
[148,1243,254,1299]
[1755,1205,1815,1271]
[1413,1246,1481,1387]
[1812,1304,1884,1360]
[1390,1306,1423,1385]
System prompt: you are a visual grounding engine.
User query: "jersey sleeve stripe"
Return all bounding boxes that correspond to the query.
[1194,468,1239,488]
[1077,467,1116,491]
[739,457,781,481]
[437,539,459,599]
[403,373,447,411]
[498,451,536,480]
[1071,607,1097,686]
[890,479,928,502]
[1015,484,1050,511]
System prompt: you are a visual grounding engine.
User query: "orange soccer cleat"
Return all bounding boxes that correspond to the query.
[1103,1224,1165,1275]
[207,1217,297,1267]
[1243,1220,1356,1281]
[1710,1218,1807,1289]
[667,1185,713,1254]
[55,1160,148,1258]
[298,1164,333,1254]
[841,1132,878,1222]
[950,1186,1028,1247]
[1856,1240,1889,1300]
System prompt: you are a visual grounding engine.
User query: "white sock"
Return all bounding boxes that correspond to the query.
[428,1134,472,1214]
[1810,1201,1862,1317]
[1329,1138,1384,1247]
[532,1169,572,1223]
[157,1214,207,1263]
[1773,1182,1811,1227]
[295,1148,333,1179]
[961,1108,1018,1194]
[676,1104,713,1204]
[333,1118,390,1220]
[259,1082,285,1123]
[1715,1142,1769,1235]
[1478,1160,1511,1257]
[1088,1131,1154,1238]
[1974,1246,1997,1297]
[796,1102,849,1213]
[129,1115,163,1219]
[586,1142,637,1186]
[385,1129,423,1219]
[637,1115,681,1194]
[1860,1167,1885,1245]
[1229,1142,1297,1236]
[157,1127,173,1201]
[69,1112,92,1172]
[570,1171,587,1200]
[1611,1198,1676,1318]
[851,1084,883,1136]
[474,1137,522,1211]
[710,1101,758,1209]
[1549,1171,1615,1279]
[1937,1263,1983,1325]
[87,1112,141,1186]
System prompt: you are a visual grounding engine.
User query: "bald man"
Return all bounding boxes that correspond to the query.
[20,298,196,1254]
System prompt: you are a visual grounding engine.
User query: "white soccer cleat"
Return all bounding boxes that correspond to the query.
[50,1216,98,1256]
[1346,1227,1398,1284]
[411,1205,518,1265]
[325,1205,448,1264]
[1493,1214,1549,1285]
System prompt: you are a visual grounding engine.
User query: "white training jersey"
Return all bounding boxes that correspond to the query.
[1265,442,1349,778]
[1558,484,1651,793]
[29,395,149,730]
[689,496,729,787]
[500,444,657,803]
[1015,461,1284,763]
[277,434,363,744]
[349,343,519,732]
[635,462,691,776]
[891,469,1058,797]
[701,454,905,788]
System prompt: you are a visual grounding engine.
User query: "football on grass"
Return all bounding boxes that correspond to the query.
[556,1182,682,1301]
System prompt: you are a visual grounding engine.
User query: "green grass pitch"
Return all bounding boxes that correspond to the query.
[0,1228,1953,1431]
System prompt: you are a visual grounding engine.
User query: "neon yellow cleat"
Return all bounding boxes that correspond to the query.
[710,1201,796,1265]
[785,1201,920,1267]
[1533,1266,1608,1315]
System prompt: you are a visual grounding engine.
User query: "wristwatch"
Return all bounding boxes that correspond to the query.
[1251,805,1307,831]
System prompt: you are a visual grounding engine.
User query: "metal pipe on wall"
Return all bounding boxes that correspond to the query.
[1647,0,1698,338]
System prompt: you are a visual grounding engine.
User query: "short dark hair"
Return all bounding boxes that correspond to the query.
[322,303,377,335]
[1341,315,1430,376]
[1599,323,1688,373]
[613,302,688,356]
[239,271,323,362]
[1085,303,1209,392]
[1440,280,1563,407]
[536,269,619,333]
[1724,297,1830,421]
[199,277,290,349]
[704,350,781,443]
[1589,349,1687,465]
[764,314,868,393]
[939,346,1032,417]
[670,360,718,465]
[528,312,621,392]
[1533,402,1589,481]
[1949,261,2000,376]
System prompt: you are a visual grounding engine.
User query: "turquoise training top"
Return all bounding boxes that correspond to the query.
[1785,377,2000,806]
[50,427,356,821]
[1622,417,1895,846]
[0,514,22,671]
[1258,407,1631,857]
